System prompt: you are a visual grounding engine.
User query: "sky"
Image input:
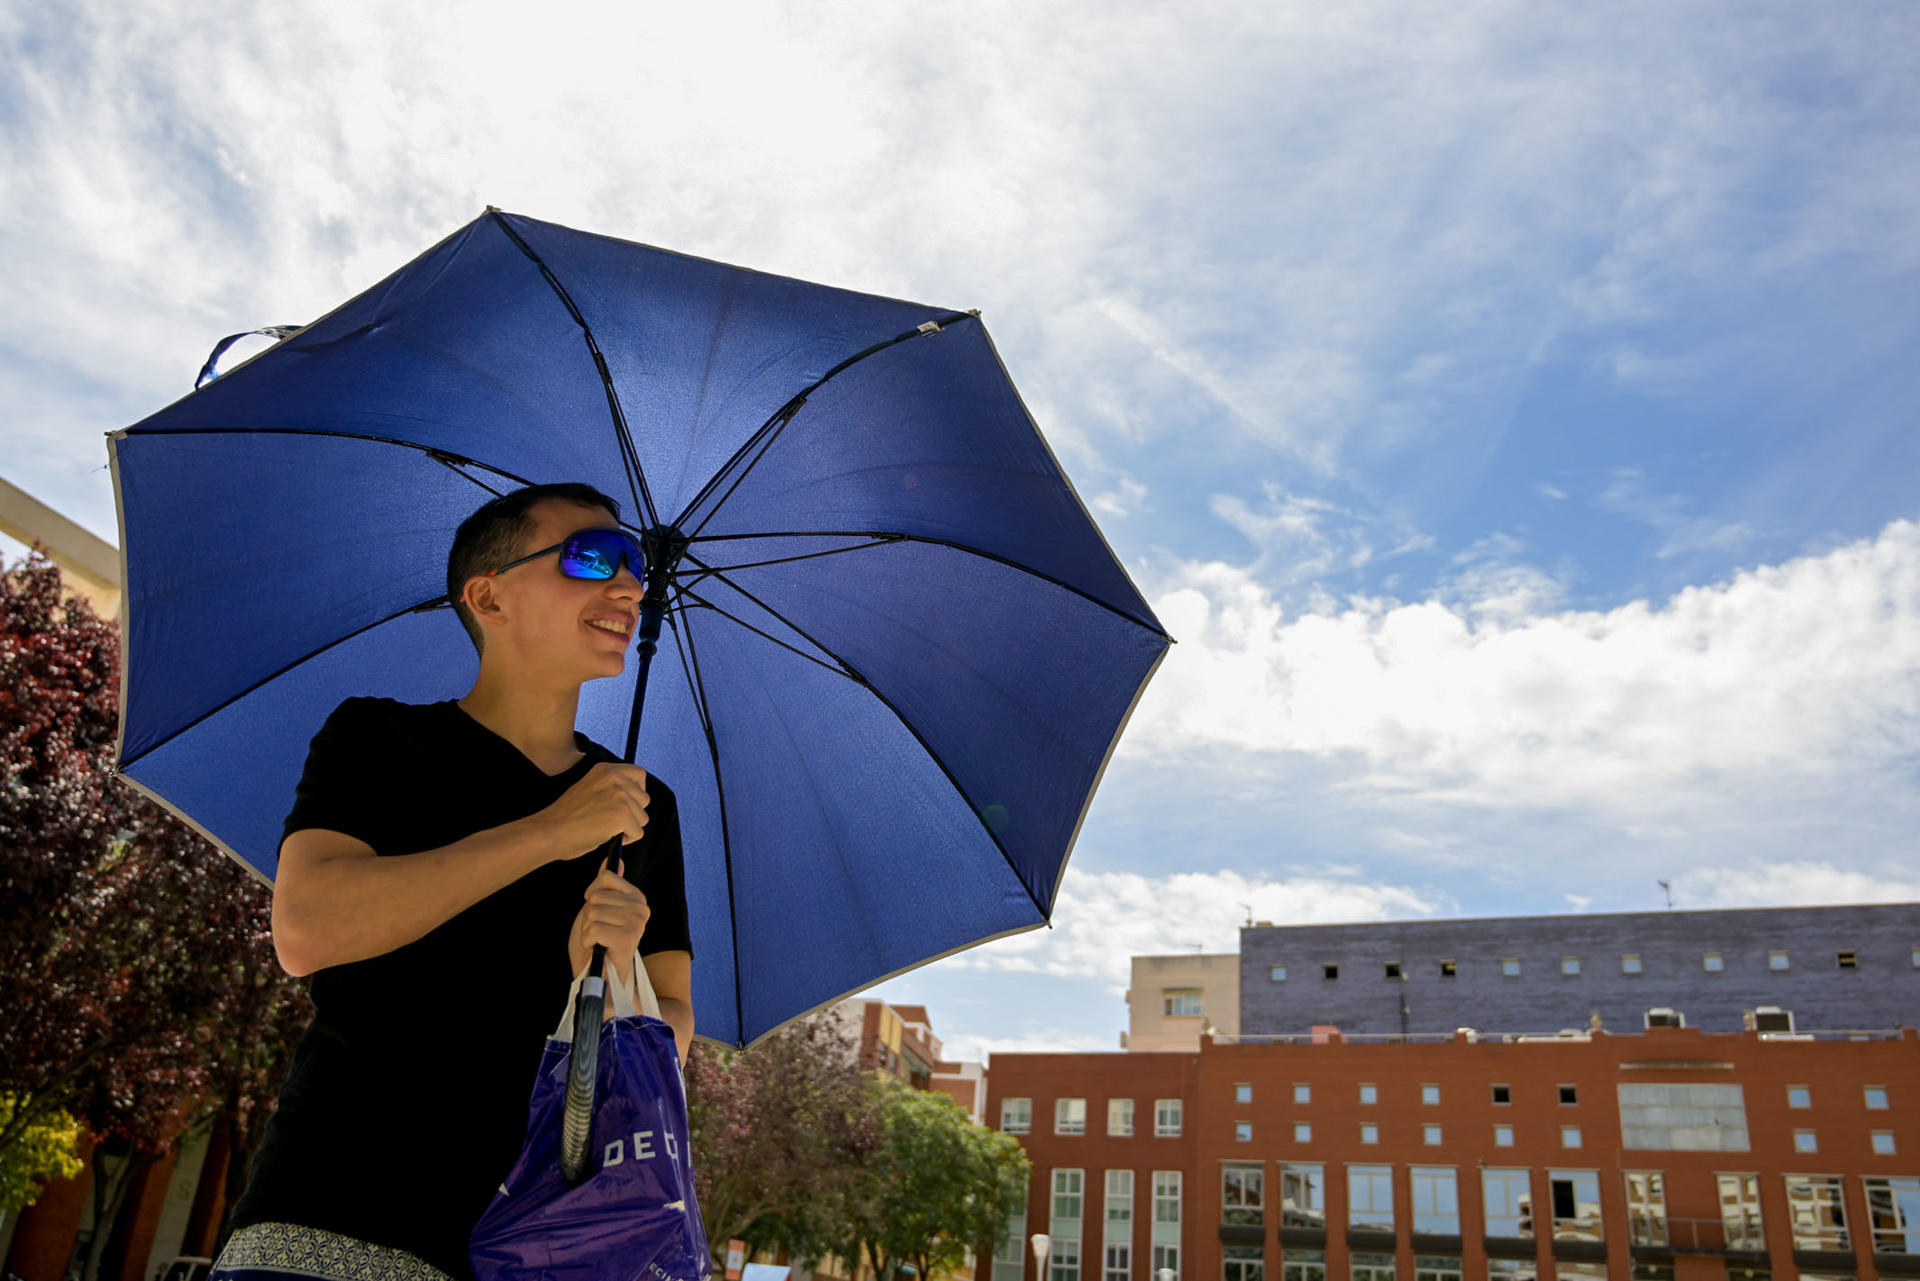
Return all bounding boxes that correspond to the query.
[5,1,1920,1061]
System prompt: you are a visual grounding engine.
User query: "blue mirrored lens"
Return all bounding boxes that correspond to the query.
[559,529,644,580]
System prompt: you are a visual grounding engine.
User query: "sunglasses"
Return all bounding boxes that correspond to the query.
[486,526,648,583]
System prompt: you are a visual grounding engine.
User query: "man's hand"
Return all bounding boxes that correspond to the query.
[536,763,651,862]
[568,855,651,981]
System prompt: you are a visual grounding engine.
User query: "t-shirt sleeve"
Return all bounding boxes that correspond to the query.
[634,775,693,959]
[280,697,392,853]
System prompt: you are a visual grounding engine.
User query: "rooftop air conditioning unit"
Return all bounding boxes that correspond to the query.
[1749,1006,1795,1034]
[1644,1007,1686,1029]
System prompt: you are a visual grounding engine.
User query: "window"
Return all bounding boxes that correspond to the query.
[1348,1164,1394,1232]
[1109,1098,1135,1136]
[1164,989,1202,1017]
[1359,1083,1378,1104]
[1492,1084,1511,1105]
[1410,1167,1459,1234]
[1270,964,1287,982]
[1623,1172,1666,1247]
[1439,959,1457,978]
[1411,1260,1460,1281]
[1792,1130,1817,1153]
[1106,1169,1133,1229]
[993,1170,1030,1281]
[1618,1083,1751,1151]
[1554,1267,1606,1280]
[1786,1085,1811,1109]
[1421,1084,1440,1106]
[1838,949,1858,969]
[1501,958,1521,977]
[1054,1168,1085,1219]
[1621,954,1642,974]
[1549,1170,1603,1240]
[1865,1176,1920,1253]
[1153,1170,1181,1224]
[1281,1163,1325,1228]
[1279,1250,1324,1281]
[1235,1122,1253,1142]
[1561,1126,1582,1149]
[1293,1083,1311,1104]
[1153,1246,1180,1281]
[1866,1085,1890,1109]
[1001,1097,1032,1133]
[1293,1123,1311,1143]
[1561,957,1580,976]
[1782,1174,1848,1251]
[1627,1266,1674,1281]
[1768,950,1790,971]
[1360,1123,1379,1145]
[1717,1173,1764,1251]
[1483,1168,1533,1238]
[1873,1131,1897,1155]
[1235,1083,1253,1104]
[1385,962,1403,979]
[1702,952,1724,972]
[1494,1124,1514,1147]
[1154,1099,1182,1137]
[1913,946,1920,969]
[1350,1254,1394,1281]
[1323,963,1339,980]
[1222,1162,1264,1227]
[1484,1266,1534,1281]
[1557,1085,1578,1105]
[1103,1245,1129,1281]
[1049,1239,1080,1281]
[1221,1245,1263,1281]
[1057,1097,1087,1135]
[1423,1124,1442,1146]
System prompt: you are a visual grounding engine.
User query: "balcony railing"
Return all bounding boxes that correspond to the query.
[1630,1215,1766,1254]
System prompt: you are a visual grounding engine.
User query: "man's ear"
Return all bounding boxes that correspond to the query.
[463,575,508,630]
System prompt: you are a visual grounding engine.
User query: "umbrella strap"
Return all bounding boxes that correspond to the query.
[194,325,306,389]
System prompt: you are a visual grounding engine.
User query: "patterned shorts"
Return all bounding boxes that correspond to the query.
[211,1222,456,1281]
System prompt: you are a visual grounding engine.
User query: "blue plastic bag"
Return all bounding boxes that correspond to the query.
[472,962,711,1281]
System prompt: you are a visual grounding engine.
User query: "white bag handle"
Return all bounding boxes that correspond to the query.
[552,950,663,1041]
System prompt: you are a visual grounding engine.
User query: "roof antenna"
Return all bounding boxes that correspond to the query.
[1658,879,1673,910]
[1238,902,1253,928]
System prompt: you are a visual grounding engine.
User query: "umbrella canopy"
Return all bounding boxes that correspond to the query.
[110,209,1169,1047]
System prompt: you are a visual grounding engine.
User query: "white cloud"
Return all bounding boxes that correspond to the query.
[949,865,1442,990]
[1129,519,1920,819]
[1675,860,1920,909]
[1089,475,1150,520]
[1596,469,1754,561]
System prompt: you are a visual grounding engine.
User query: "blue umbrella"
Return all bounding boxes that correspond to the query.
[109,208,1169,1049]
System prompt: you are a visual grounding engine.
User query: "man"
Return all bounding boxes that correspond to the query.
[215,483,693,1281]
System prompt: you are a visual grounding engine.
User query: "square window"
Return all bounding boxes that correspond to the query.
[1323,963,1339,980]
[1622,953,1643,974]
[1788,1085,1812,1109]
[1270,964,1286,982]
[1558,1085,1578,1105]
[1000,1097,1031,1133]
[1422,1084,1440,1106]
[1838,949,1858,969]
[1866,1086,1890,1110]
[1439,959,1457,977]
[1501,958,1521,977]
[1109,1098,1135,1136]
[1293,1083,1310,1104]
[1360,1123,1379,1145]
[1703,952,1724,972]
[1163,989,1202,1017]
[1912,947,1920,969]
[1235,1083,1252,1104]
[1154,1099,1183,1137]
[1423,1124,1442,1145]
[1384,961,1403,979]
[1056,1097,1087,1135]
[1494,1124,1515,1147]
[1235,1122,1252,1142]
[1293,1122,1311,1143]
[1872,1131,1896,1155]
[1492,1084,1512,1105]
[1794,1130,1818,1153]
[1562,1125,1582,1149]
[1769,951,1791,971]
[1359,1083,1378,1105]
[1562,956,1581,975]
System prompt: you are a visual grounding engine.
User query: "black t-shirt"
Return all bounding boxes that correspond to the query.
[229,697,692,1279]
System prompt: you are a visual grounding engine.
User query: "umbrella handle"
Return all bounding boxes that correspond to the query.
[559,836,624,1184]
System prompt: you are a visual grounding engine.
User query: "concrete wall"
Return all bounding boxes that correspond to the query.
[1127,954,1239,1050]
[1239,902,1920,1036]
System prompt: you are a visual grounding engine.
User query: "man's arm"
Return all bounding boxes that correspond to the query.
[642,949,694,1065]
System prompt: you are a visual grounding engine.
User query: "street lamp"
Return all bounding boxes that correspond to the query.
[1030,1234,1050,1281]
[1157,1268,1175,1281]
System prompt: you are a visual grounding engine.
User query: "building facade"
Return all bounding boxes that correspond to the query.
[1240,904,1920,1038]
[1129,954,1241,1051]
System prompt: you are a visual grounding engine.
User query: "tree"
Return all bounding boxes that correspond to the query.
[838,1083,1030,1281]
[685,1013,883,1265]
[0,550,310,1275]
[0,1094,83,1212]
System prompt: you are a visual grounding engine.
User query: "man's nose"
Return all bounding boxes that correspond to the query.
[607,559,643,596]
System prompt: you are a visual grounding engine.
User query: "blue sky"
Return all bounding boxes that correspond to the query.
[5,1,1920,1059]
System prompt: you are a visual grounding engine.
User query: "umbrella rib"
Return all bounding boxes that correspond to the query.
[666,600,747,1047]
[115,592,452,772]
[697,567,1052,922]
[674,591,864,683]
[487,210,660,531]
[676,535,903,583]
[676,310,978,541]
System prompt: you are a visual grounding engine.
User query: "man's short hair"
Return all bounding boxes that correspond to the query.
[446,482,623,654]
